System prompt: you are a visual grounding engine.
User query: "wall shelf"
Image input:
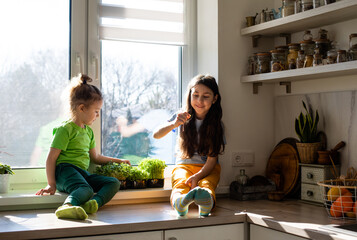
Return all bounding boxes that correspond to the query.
[241,0,357,37]
[241,61,357,93]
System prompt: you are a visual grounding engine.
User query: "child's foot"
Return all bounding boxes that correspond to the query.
[194,187,214,216]
[81,199,98,214]
[55,205,88,220]
[173,187,198,216]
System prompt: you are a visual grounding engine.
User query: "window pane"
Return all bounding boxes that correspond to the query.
[101,41,180,165]
[0,0,70,168]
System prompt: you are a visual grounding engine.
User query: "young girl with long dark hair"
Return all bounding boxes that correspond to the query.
[154,74,224,216]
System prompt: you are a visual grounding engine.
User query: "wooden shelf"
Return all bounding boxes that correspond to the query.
[241,0,357,37]
[241,61,357,84]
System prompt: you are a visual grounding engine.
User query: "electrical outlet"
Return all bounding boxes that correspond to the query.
[232,151,254,167]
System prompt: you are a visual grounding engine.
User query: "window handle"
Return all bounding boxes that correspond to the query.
[92,55,99,81]
[75,52,83,74]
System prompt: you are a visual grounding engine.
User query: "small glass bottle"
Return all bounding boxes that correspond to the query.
[295,0,302,14]
[237,169,249,186]
[296,50,305,69]
[304,54,313,67]
[303,30,313,41]
[336,50,347,63]
[248,55,257,75]
[313,48,323,66]
[348,34,357,61]
[300,40,315,56]
[301,0,313,11]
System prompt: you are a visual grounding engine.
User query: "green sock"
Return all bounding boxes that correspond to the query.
[194,187,214,216]
[81,199,98,214]
[173,188,198,216]
[55,205,88,220]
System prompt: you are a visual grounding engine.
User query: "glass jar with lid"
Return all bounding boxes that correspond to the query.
[256,52,271,74]
[270,50,286,72]
[248,55,257,75]
[301,0,313,11]
[236,169,249,186]
[348,34,357,61]
[295,0,302,14]
[315,39,330,59]
[296,50,305,69]
[287,43,300,69]
[327,49,337,64]
[300,40,315,56]
[336,50,347,63]
[282,0,295,17]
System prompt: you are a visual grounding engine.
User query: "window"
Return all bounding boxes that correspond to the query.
[97,0,188,165]
[0,0,70,168]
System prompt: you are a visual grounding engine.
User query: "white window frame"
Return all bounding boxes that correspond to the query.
[1,0,197,209]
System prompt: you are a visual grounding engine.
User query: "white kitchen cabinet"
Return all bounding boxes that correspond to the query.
[164,223,244,240]
[250,224,307,240]
[50,231,163,240]
[240,0,357,93]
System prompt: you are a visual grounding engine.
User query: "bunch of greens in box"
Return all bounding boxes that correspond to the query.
[128,167,149,181]
[138,158,167,179]
[95,162,131,180]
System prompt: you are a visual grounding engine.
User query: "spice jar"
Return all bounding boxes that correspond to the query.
[300,40,315,56]
[270,50,286,72]
[304,55,313,67]
[313,48,323,66]
[315,39,330,59]
[282,0,295,17]
[248,55,257,75]
[301,0,313,11]
[296,50,305,69]
[287,43,299,69]
[327,49,337,64]
[336,50,347,63]
[295,0,302,14]
[256,52,271,74]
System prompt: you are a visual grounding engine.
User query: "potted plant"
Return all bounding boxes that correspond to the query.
[295,100,321,163]
[0,162,15,194]
[128,167,148,189]
[138,158,167,188]
[95,162,131,190]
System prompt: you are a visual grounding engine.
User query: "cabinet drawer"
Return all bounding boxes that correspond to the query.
[301,183,323,203]
[301,165,338,184]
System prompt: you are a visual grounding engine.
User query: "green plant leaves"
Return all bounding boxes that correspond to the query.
[295,101,319,143]
[0,163,14,175]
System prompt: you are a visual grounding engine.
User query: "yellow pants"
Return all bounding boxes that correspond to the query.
[170,164,221,207]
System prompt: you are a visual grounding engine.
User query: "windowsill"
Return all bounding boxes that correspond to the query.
[0,185,229,211]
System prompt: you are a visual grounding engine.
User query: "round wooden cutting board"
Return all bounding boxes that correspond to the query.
[266,142,300,198]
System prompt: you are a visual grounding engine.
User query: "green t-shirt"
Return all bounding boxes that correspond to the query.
[51,121,95,170]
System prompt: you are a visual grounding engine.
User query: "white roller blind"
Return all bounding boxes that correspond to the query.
[98,0,185,45]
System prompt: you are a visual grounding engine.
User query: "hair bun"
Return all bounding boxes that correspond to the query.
[81,74,92,85]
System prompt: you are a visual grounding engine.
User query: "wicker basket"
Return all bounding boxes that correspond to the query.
[318,179,357,220]
[296,142,321,164]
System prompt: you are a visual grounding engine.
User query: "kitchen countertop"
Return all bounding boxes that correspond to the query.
[0,197,356,239]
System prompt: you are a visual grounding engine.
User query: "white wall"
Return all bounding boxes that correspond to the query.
[197,0,276,187]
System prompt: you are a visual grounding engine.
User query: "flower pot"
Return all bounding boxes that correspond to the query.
[0,174,10,193]
[296,142,322,164]
[147,179,164,188]
[119,180,129,190]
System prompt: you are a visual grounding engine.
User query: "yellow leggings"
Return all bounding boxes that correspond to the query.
[170,164,221,207]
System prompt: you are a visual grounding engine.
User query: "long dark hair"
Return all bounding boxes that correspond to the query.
[179,74,224,159]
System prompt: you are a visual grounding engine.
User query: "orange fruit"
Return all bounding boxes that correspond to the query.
[327,187,350,201]
[331,194,353,217]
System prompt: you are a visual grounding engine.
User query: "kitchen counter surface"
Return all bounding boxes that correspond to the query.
[0,197,356,239]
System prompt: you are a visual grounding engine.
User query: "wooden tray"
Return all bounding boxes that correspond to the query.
[266,142,300,198]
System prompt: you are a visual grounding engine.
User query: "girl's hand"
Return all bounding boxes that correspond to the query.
[36,184,56,195]
[174,112,191,128]
[185,174,199,189]
[121,159,131,166]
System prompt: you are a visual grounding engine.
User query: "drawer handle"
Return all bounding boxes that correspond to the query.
[168,238,178,240]
[307,173,313,179]
[307,190,314,196]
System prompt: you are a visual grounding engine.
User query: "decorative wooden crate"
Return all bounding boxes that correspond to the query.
[229,181,276,201]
